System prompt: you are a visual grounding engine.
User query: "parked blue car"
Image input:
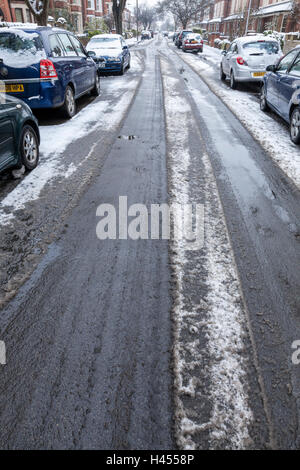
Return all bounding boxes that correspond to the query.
[260,46,300,144]
[0,27,100,118]
[86,34,131,75]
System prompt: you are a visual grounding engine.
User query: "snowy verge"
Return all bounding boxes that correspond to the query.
[175,47,300,190]
[161,58,253,450]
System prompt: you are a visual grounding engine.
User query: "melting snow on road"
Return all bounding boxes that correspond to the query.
[161,58,253,450]
[176,45,300,190]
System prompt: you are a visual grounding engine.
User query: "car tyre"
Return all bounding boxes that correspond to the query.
[61,85,76,119]
[220,64,226,81]
[127,58,131,69]
[290,106,300,144]
[230,70,238,89]
[20,125,39,171]
[91,75,100,96]
[260,85,269,112]
[118,62,125,75]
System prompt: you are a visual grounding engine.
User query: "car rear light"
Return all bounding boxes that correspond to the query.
[40,59,57,79]
[236,56,247,66]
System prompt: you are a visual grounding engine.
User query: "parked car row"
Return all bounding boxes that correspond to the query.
[0,27,131,175]
[219,35,300,144]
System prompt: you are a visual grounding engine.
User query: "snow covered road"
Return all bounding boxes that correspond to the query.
[0,36,299,450]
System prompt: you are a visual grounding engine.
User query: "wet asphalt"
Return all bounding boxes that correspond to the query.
[0,37,299,449]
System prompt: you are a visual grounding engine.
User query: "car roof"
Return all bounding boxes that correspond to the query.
[90,33,122,39]
[0,26,68,34]
[235,35,279,44]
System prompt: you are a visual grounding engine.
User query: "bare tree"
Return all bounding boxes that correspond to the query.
[112,0,127,35]
[138,6,156,30]
[103,13,115,33]
[157,0,203,29]
[25,0,49,26]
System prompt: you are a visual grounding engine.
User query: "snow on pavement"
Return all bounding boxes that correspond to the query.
[0,54,143,225]
[174,45,300,190]
[161,58,253,450]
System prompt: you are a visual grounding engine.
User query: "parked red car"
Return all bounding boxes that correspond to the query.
[182,33,203,53]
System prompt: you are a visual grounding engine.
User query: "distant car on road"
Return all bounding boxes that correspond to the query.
[0,94,39,174]
[141,31,152,40]
[182,33,203,53]
[86,34,130,75]
[0,26,100,119]
[220,35,282,89]
[260,46,300,144]
[175,30,193,48]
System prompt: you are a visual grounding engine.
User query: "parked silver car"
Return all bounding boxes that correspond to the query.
[220,35,282,89]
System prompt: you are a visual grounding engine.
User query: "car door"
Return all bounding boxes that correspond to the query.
[121,39,129,66]
[266,49,299,113]
[57,33,83,96]
[70,35,95,90]
[224,42,237,75]
[276,52,300,122]
[0,100,16,171]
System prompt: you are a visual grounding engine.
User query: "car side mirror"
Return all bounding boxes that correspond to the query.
[221,50,227,56]
[123,45,128,50]
[87,51,96,57]
[266,64,276,72]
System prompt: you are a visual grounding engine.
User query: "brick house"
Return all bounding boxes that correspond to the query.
[202,0,299,45]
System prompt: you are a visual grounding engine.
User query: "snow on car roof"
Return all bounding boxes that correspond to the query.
[236,35,279,44]
[91,34,122,39]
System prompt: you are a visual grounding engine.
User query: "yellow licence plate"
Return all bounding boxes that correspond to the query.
[252,72,265,77]
[5,84,24,92]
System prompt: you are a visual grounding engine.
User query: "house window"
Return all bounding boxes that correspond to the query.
[87,0,92,9]
[281,15,288,33]
[96,0,100,10]
[26,9,31,22]
[15,8,24,23]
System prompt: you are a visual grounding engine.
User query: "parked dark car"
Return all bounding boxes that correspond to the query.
[86,34,131,75]
[176,30,193,48]
[0,26,100,119]
[260,46,300,144]
[0,94,39,174]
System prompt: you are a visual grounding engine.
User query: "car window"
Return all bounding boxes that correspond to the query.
[0,31,43,53]
[289,53,300,76]
[228,43,237,54]
[89,37,120,49]
[243,41,279,54]
[49,34,64,57]
[277,49,299,72]
[70,35,87,57]
[57,34,77,56]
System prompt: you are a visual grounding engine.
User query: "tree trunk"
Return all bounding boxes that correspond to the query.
[25,0,49,26]
[112,0,126,35]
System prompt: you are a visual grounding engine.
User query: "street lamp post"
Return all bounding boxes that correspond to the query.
[245,0,253,35]
[136,0,139,42]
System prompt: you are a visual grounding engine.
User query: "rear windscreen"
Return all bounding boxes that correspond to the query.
[0,30,45,67]
[243,41,279,54]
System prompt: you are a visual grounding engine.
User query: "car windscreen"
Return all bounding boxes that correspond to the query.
[89,38,120,49]
[0,30,45,66]
[243,41,279,55]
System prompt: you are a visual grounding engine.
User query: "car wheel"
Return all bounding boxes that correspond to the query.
[290,107,300,144]
[20,125,39,171]
[91,75,100,96]
[127,58,131,69]
[260,85,269,112]
[230,70,238,90]
[61,85,76,119]
[119,62,125,75]
[220,64,226,81]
